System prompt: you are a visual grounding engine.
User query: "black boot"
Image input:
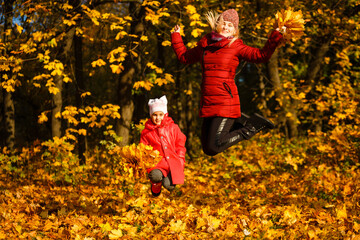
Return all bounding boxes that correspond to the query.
[235,113,250,126]
[246,113,275,133]
[232,113,250,130]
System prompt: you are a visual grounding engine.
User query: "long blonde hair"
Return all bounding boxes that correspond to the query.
[205,10,239,46]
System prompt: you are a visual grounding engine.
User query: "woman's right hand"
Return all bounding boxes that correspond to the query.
[172,25,181,33]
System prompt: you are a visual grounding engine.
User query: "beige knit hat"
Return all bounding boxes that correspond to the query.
[220,9,239,29]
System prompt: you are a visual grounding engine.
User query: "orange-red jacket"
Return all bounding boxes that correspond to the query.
[140,115,186,184]
[171,31,283,118]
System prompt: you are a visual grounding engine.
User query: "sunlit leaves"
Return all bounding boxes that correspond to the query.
[185,5,207,38]
[133,63,175,91]
[144,2,170,25]
[116,143,162,177]
[1,128,360,239]
[38,111,50,124]
[91,59,106,68]
[108,47,127,63]
[161,40,171,46]
[133,80,154,91]
[274,8,306,43]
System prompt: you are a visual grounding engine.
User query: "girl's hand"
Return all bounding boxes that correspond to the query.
[172,25,181,33]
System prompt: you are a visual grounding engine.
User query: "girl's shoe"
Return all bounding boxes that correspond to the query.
[151,181,162,197]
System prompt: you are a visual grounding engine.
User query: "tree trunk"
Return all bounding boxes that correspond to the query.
[115,3,144,146]
[258,71,267,113]
[305,39,331,133]
[73,32,86,164]
[116,67,135,146]
[268,51,298,138]
[52,74,63,138]
[185,78,194,159]
[69,0,86,164]
[2,0,16,149]
[4,91,15,149]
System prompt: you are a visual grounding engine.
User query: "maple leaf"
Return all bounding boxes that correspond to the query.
[108,229,123,239]
[169,219,186,233]
[336,205,347,220]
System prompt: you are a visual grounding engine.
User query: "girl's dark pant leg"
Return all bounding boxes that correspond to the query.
[201,117,249,156]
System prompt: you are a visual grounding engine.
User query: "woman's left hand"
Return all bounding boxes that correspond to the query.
[276,26,287,34]
[171,25,181,33]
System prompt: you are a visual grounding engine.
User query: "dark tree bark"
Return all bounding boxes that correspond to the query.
[115,2,145,146]
[268,51,299,138]
[73,31,87,164]
[51,74,63,138]
[305,39,331,132]
[1,0,16,149]
[70,0,86,164]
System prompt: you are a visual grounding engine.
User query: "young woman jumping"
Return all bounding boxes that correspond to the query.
[171,9,285,156]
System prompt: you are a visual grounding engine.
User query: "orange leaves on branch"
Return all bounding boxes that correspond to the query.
[143,1,170,25]
[274,8,306,43]
[91,59,106,68]
[133,63,174,91]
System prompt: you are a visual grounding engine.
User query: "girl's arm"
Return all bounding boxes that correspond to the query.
[236,30,283,63]
[140,132,149,145]
[171,25,203,65]
[174,125,186,162]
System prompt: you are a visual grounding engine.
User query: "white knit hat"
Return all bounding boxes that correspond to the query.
[148,95,168,115]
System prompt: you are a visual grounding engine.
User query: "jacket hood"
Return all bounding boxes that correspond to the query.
[144,115,174,131]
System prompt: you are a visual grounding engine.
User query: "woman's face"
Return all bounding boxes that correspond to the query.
[219,20,235,38]
[151,111,165,125]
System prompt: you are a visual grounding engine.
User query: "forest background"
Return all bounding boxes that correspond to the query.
[0,0,359,239]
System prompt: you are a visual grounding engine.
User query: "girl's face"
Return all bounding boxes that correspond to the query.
[219,20,235,37]
[151,111,165,125]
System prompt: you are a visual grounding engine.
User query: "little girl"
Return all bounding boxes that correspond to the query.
[140,96,187,197]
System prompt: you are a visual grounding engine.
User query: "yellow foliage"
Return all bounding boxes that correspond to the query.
[144,7,170,25]
[184,89,192,95]
[115,143,162,178]
[140,36,148,42]
[147,62,163,73]
[133,80,154,91]
[109,229,123,239]
[161,40,171,46]
[336,204,347,219]
[91,59,106,68]
[1,78,21,92]
[274,8,306,43]
[110,64,124,74]
[185,5,197,15]
[108,47,127,63]
[16,24,23,33]
[38,111,49,124]
[81,92,91,98]
[191,28,204,38]
[115,31,127,40]
[142,0,161,7]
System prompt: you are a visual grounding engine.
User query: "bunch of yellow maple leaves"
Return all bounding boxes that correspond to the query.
[115,143,162,178]
[274,8,306,43]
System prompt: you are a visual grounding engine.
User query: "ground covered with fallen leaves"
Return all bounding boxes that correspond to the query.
[1,132,360,239]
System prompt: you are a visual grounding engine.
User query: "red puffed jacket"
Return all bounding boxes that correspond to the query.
[140,115,186,184]
[171,31,283,118]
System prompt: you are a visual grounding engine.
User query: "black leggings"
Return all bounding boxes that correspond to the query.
[201,117,251,156]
